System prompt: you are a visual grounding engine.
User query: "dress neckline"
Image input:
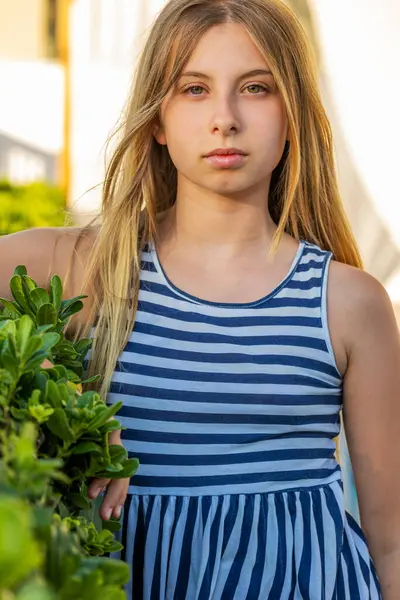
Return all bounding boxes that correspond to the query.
[148,239,306,308]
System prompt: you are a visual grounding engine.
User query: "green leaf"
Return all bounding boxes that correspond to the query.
[100,420,124,435]
[115,458,139,479]
[40,332,60,354]
[57,382,71,404]
[74,338,92,360]
[80,374,101,385]
[109,445,128,463]
[51,364,68,379]
[60,295,87,312]
[101,518,121,533]
[50,470,71,485]
[50,275,63,312]
[30,287,50,309]
[0,495,42,589]
[65,493,91,510]
[45,379,63,408]
[34,370,49,392]
[35,324,55,335]
[21,275,37,303]
[65,368,82,383]
[10,274,35,316]
[23,335,42,360]
[76,391,97,408]
[71,441,103,455]
[59,300,84,321]
[5,331,18,360]
[37,303,57,327]
[0,319,16,337]
[46,408,75,442]
[28,388,42,406]
[10,406,29,420]
[24,350,48,372]
[96,458,139,480]
[13,265,28,277]
[16,314,35,356]
[29,404,54,424]
[2,340,19,376]
[92,557,130,585]
[1,358,18,378]
[87,402,122,432]
[13,580,54,600]
[0,297,23,317]
[55,341,78,357]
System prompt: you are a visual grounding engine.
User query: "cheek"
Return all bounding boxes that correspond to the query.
[163,107,203,159]
[252,102,286,135]
[169,105,204,137]
[162,127,199,171]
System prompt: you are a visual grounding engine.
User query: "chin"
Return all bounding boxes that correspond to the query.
[206,182,254,197]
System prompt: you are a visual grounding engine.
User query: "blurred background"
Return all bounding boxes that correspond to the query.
[0,0,399,518]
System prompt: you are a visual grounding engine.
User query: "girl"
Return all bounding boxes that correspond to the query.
[1,0,399,598]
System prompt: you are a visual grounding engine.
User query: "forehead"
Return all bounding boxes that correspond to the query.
[186,23,269,70]
[165,22,270,85]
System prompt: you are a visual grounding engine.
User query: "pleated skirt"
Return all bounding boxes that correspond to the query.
[111,480,381,599]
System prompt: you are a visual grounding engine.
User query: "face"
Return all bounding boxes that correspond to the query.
[154,22,288,199]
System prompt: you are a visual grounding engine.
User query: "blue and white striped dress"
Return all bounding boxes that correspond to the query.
[106,240,381,599]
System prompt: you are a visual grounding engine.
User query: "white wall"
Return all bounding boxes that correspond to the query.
[0,60,64,183]
[68,0,160,218]
[0,60,64,153]
[310,0,400,249]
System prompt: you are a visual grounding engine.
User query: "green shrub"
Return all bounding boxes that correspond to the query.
[0,266,139,599]
[0,180,70,235]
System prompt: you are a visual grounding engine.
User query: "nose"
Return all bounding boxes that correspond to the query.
[209,94,241,136]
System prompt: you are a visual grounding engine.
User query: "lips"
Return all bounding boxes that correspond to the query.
[205,148,246,157]
[204,152,247,169]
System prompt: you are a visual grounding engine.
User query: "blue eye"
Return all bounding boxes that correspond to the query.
[183,85,205,96]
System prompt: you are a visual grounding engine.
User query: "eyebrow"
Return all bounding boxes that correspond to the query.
[179,69,274,80]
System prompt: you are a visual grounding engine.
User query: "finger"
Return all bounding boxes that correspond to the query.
[87,477,111,499]
[99,478,130,521]
[109,429,122,444]
[41,359,54,369]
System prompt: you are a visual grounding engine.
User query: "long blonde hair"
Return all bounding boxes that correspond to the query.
[73,0,362,399]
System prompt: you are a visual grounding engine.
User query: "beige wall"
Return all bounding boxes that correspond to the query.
[0,0,46,60]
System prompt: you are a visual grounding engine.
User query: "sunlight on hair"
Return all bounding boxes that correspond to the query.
[71,0,362,400]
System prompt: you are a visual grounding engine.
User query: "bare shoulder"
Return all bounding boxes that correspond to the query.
[51,225,99,291]
[0,224,99,302]
[328,259,392,316]
[0,227,61,299]
[327,259,396,375]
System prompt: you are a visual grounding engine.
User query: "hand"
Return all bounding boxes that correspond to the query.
[87,430,130,520]
[40,360,130,520]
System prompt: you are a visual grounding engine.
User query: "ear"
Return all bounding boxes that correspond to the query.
[153,123,167,146]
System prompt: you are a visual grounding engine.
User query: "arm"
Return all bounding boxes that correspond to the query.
[1,228,128,519]
[0,227,59,298]
[0,226,88,299]
[0,225,97,333]
[338,269,400,599]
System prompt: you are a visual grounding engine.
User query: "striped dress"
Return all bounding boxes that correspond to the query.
[105,240,381,599]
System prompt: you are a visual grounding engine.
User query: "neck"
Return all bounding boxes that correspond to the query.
[157,178,278,259]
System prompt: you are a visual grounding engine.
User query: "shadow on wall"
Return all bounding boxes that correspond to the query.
[0,132,59,185]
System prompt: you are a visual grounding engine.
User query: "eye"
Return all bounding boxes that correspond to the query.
[182,85,206,96]
[244,84,269,94]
